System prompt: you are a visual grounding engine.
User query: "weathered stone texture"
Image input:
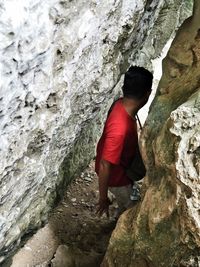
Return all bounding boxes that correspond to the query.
[0,0,193,263]
[102,1,200,267]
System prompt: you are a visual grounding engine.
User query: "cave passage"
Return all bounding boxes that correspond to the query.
[4,38,174,267]
[7,162,117,267]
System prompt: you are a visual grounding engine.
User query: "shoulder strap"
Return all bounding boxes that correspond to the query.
[136,114,142,130]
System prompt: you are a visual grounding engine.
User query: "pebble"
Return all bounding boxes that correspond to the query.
[84,177,92,182]
[56,208,63,213]
[71,198,76,202]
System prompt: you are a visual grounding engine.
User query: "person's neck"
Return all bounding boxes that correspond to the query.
[121,97,140,118]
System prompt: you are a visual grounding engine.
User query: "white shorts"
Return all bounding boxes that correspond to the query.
[109,184,135,215]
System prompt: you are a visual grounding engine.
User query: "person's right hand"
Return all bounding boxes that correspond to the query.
[96,197,111,218]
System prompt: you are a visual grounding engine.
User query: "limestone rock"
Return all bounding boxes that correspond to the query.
[51,244,102,267]
[10,225,59,267]
[51,245,74,267]
[0,0,193,263]
[102,1,200,267]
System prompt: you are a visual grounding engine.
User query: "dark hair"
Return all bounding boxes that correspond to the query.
[122,66,153,99]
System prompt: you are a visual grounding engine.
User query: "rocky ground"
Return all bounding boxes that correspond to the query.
[6,162,117,267]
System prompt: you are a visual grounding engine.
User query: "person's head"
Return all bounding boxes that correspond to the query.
[122,66,153,103]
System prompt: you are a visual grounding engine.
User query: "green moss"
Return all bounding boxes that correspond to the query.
[182,0,194,15]
[112,235,134,252]
[134,210,182,267]
[56,120,99,201]
[107,234,134,266]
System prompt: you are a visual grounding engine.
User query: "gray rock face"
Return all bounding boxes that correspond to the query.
[0,0,193,262]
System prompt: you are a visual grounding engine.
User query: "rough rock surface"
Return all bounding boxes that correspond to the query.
[102,1,200,267]
[0,0,192,262]
[7,163,116,267]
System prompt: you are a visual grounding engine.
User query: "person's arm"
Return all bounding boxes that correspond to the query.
[96,159,112,217]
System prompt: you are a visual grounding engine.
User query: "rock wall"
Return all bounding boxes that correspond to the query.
[102,1,200,267]
[0,0,192,262]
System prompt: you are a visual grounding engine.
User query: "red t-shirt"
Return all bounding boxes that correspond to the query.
[95,98,138,187]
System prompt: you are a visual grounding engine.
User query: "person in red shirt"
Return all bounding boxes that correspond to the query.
[95,66,153,217]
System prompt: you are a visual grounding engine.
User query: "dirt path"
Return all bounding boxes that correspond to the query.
[8,162,117,267]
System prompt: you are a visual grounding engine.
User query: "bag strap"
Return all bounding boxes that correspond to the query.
[136,114,142,130]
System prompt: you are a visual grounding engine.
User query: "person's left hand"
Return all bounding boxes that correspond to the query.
[96,197,111,218]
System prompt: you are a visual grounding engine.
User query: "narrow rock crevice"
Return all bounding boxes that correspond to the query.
[103,1,200,266]
[0,0,195,265]
[6,162,116,267]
